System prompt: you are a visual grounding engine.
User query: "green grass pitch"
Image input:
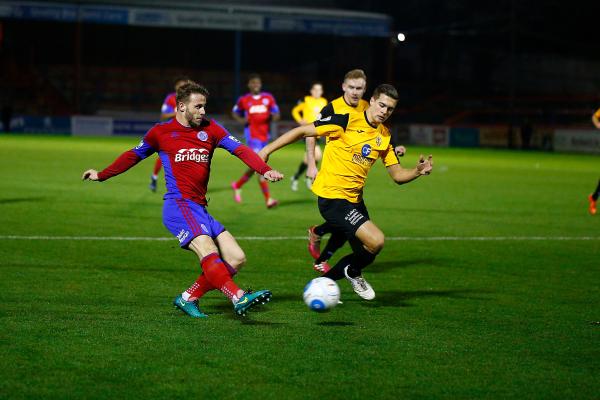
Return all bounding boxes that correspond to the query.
[0,134,598,399]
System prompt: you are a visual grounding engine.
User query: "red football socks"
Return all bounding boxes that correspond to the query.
[183,274,213,302]
[235,173,251,189]
[201,253,244,302]
[259,180,270,200]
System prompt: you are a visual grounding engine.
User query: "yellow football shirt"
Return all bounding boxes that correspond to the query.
[291,96,328,124]
[311,112,399,203]
[319,96,369,144]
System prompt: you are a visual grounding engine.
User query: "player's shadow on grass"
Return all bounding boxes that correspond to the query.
[317,321,355,327]
[368,258,447,274]
[0,196,46,204]
[360,289,492,308]
[209,302,288,326]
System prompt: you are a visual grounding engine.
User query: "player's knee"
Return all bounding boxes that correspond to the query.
[226,252,246,270]
[365,233,384,254]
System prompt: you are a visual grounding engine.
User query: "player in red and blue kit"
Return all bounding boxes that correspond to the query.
[149,77,190,192]
[83,82,284,318]
[230,74,281,208]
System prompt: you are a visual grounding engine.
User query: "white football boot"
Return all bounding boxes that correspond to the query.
[344,266,375,300]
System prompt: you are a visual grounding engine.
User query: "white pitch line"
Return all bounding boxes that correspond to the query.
[0,235,599,241]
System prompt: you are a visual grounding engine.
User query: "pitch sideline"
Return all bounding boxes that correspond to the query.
[0,235,599,241]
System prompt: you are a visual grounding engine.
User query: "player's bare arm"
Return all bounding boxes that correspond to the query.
[305,136,318,180]
[231,111,247,124]
[160,111,176,121]
[386,154,433,184]
[258,124,318,161]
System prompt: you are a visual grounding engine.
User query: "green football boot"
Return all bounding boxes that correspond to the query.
[173,295,208,318]
[234,290,272,316]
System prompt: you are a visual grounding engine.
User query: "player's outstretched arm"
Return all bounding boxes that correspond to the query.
[263,170,284,182]
[386,154,433,185]
[258,124,317,161]
[82,149,143,183]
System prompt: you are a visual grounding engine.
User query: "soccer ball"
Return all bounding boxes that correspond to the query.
[303,277,340,312]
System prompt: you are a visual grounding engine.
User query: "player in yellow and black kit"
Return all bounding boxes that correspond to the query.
[588,107,600,215]
[305,69,407,273]
[259,84,433,300]
[290,82,328,191]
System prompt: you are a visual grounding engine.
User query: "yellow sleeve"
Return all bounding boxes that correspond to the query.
[291,101,304,123]
[594,108,600,119]
[380,145,400,167]
[314,122,344,138]
[313,113,349,138]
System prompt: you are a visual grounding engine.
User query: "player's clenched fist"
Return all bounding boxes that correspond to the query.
[263,170,283,182]
[82,169,99,181]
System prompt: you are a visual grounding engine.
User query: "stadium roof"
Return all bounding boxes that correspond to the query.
[0,0,393,37]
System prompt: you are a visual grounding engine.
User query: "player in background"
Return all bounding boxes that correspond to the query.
[230,74,281,208]
[259,84,433,300]
[305,69,407,273]
[83,82,283,318]
[149,77,191,192]
[290,82,327,191]
[588,107,600,214]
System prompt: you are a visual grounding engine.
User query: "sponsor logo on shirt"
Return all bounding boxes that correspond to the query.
[249,104,268,114]
[174,148,210,163]
[351,154,374,167]
[361,144,372,157]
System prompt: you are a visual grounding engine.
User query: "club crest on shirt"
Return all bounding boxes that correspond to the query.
[262,98,269,105]
[197,131,208,141]
[376,136,382,146]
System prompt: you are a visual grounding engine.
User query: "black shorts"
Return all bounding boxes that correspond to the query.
[317,197,370,237]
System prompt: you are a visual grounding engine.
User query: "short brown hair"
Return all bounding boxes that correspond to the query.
[344,69,367,82]
[372,84,398,101]
[247,73,261,82]
[174,76,191,85]
[176,82,210,104]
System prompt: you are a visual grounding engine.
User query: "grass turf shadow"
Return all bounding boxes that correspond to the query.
[367,258,448,274]
[0,196,47,204]
[359,288,493,308]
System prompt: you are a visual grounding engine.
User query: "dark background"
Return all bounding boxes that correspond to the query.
[1,0,599,126]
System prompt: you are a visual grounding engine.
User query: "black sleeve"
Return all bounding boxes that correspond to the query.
[313,113,349,131]
[319,103,334,118]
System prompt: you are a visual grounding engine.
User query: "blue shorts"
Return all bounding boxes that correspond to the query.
[163,198,225,248]
[246,138,268,153]
[244,128,269,153]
